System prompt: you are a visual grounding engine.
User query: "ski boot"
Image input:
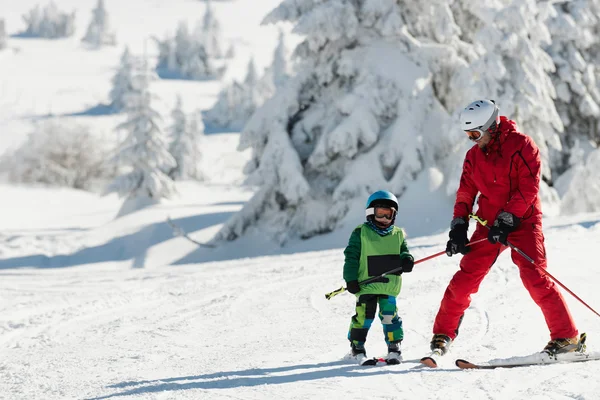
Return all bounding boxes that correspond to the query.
[430,334,452,356]
[351,344,376,366]
[543,332,587,356]
[385,341,402,365]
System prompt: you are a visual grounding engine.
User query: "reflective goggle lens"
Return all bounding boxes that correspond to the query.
[374,207,395,220]
[465,129,483,141]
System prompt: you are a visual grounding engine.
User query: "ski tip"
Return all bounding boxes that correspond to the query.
[420,357,438,368]
[455,359,479,369]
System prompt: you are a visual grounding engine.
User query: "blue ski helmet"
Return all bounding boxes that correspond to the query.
[366,190,399,210]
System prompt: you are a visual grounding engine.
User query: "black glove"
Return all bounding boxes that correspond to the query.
[346,280,360,294]
[446,218,470,257]
[400,257,414,273]
[488,211,520,245]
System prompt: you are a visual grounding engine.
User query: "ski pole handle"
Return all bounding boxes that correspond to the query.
[325,286,346,300]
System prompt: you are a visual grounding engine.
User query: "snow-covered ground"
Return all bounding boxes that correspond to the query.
[2,172,600,399]
[2,0,600,399]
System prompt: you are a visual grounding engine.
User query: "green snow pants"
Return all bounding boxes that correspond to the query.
[348,294,403,349]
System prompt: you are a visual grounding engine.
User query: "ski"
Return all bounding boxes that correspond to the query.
[456,350,600,370]
[420,350,443,368]
[351,355,413,366]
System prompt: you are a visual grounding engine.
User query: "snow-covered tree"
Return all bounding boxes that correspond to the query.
[0,19,7,50]
[203,58,275,131]
[22,2,76,39]
[109,47,135,111]
[155,21,223,80]
[199,0,224,59]
[443,1,564,182]
[560,148,600,214]
[271,29,289,88]
[106,58,176,216]
[213,0,464,243]
[546,0,600,171]
[4,120,115,190]
[82,0,116,47]
[168,95,205,180]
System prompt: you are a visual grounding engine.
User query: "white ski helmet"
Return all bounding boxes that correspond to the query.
[459,100,500,132]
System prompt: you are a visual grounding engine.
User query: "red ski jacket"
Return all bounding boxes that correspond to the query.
[453,116,543,225]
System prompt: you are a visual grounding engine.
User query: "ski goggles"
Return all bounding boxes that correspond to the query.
[465,129,484,142]
[366,206,396,220]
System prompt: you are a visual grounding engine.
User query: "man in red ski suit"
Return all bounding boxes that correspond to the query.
[430,100,580,356]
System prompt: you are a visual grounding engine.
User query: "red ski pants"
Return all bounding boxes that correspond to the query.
[433,222,578,340]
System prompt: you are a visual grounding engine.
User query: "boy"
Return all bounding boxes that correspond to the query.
[343,190,414,365]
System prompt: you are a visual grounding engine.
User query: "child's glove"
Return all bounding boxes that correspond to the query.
[346,280,360,294]
[400,257,414,273]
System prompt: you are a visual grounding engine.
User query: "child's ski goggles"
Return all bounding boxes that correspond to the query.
[366,206,396,220]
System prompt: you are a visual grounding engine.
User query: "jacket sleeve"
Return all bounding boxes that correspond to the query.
[343,227,362,282]
[453,154,479,220]
[503,137,540,218]
[399,239,413,261]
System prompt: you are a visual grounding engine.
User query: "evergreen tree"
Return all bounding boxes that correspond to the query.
[200,0,223,58]
[109,47,135,111]
[155,21,222,80]
[203,58,274,131]
[444,0,564,181]
[168,96,204,180]
[0,19,7,51]
[22,2,76,39]
[106,57,176,216]
[82,0,116,47]
[212,0,568,243]
[546,0,600,164]
[213,0,460,243]
[271,29,289,87]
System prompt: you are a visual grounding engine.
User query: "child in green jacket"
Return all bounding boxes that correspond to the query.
[344,190,414,365]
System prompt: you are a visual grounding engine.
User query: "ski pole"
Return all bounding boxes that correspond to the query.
[469,213,600,319]
[325,237,488,300]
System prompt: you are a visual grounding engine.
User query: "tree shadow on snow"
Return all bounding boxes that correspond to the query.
[550,219,600,231]
[0,212,233,269]
[60,103,118,117]
[87,359,432,399]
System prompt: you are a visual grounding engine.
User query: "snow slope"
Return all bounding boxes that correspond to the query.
[2,184,600,399]
[1,129,600,399]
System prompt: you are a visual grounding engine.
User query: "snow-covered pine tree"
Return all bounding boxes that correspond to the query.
[271,29,289,88]
[22,2,76,39]
[203,57,274,131]
[560,148,600,214]
[0,19,7,50]
[155,21,221,80]
[168,96,204,180]
[82,0,116,47]
[443,0,564,182]
[200,0,224,59]
[546,0,600,164]
[109,47,135,111]
[213,0,461,244]
[106,56,176,217]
